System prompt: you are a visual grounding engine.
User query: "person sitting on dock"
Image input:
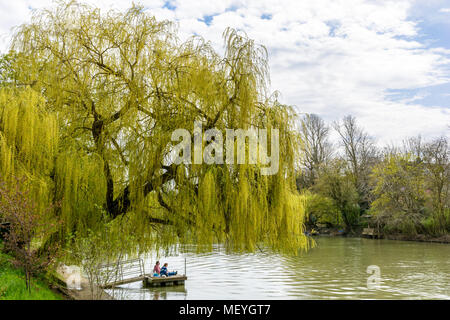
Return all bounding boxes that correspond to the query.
[153,261,161,276]
[160,263,177,277]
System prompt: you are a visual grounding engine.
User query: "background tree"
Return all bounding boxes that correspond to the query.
[402,135,424,161]
[422,137,449,234]
[0,53,16,87]
[370,153,427,234]
[313,159,360,232]
[303,191,342,228]
[334,115,378,214]
[297,114,333,189]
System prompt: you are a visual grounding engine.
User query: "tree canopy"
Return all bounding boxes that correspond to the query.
[0,1,311,255]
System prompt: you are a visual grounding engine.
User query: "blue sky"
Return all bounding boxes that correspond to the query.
[0,0,449,145]
[383,1,450,111]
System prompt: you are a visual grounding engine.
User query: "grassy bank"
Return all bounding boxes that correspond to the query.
[0,248,63,300]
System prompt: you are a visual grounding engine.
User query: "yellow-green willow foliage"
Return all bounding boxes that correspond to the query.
[54,150,106,236]
[4,1,312,255]
[0,87,58,213]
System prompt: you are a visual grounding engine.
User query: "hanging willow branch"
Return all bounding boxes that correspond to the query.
[1,1,312,255]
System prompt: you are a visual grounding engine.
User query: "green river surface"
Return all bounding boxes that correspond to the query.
[106,237,450,300]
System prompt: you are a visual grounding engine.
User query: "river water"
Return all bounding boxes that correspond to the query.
[106,237,450,300]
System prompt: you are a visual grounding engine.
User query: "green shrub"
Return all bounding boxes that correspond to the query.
[342,203,361,227]
[421,216,436,235]
[304,192,342,227]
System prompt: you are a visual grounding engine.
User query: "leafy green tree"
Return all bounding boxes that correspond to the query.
[1,1,311,255]
[370,154,427,234]
[314,159,360,232]
[422,137,449,234]
[399,136,449,234]
[303,191,341,227]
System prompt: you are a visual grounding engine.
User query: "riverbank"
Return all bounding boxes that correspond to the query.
[0,236,114,300]
[383,233,450,244]
[309,226,450,244]
[53,265,114,300]
[0,249,63,300]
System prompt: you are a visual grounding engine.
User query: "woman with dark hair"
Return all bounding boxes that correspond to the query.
[153,261,161,276]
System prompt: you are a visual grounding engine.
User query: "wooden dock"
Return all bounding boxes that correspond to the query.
[362,227,382,239]
[143,275,187,287]
[98,258,187,289]
[100,275,147,289]
[101,274,187,289]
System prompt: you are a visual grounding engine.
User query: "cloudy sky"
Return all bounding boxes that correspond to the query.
[0,0,449,145]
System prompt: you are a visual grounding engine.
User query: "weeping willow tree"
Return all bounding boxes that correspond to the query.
[1,1,312,256]
[0,87,59,214]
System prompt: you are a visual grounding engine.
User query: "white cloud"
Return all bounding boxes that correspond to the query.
[0,0,449,145]
[439,8,450,13]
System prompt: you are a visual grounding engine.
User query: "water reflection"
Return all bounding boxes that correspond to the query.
[108,283,188,300]
[105,237,450,300]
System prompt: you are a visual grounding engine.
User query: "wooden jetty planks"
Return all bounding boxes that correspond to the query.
[98,258,187,289]
[100,275,146,289]
[362,227,382,239]
[101,274,188,289]
[144,275,188,287]
[362,227,376,236]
